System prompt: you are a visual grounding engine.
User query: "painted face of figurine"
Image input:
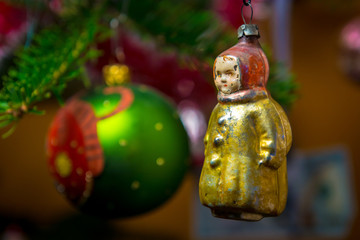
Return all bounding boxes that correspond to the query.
[214,55,241,95]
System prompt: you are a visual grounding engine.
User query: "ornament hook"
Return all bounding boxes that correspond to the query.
[243,0,251,6]
[241,0,253,24]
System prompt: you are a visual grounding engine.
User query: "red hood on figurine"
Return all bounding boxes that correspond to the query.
[217,34,269,90]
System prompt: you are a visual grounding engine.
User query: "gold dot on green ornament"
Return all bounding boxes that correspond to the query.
[156,157,165,166]
[155,122,163,131]
[70,140,78,148]
[119,139,127,146]
[131,181,140,190]
[103,100,110,107]
[55,152,72,178]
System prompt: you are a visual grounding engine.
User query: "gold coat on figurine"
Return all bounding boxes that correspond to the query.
[199,24,292,221]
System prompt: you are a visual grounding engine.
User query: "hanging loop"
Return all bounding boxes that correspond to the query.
[243,0,251,6]
[241,1,253,24]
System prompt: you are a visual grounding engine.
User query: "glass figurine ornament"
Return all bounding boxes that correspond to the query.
[199,23,292,221]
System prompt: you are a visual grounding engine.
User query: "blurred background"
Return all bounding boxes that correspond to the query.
[1,0,360,239]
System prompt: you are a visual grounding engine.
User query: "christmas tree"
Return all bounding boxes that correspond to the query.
[0,0,297,137]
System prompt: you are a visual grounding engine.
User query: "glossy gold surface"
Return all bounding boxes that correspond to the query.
[103,64,131,86]
[199,95,291,221]
[199,35,292,221]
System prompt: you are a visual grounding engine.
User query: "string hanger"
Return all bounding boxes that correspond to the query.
[241,0,253,24]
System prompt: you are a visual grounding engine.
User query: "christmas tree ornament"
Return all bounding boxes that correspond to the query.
[102,13,132,87]
[340,17,360,83]
[199,1,292,221]
[103,64,131,86]
[47,84,190,218]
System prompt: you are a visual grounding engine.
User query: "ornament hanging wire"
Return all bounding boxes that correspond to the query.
[109,0,131,63]
[241,0,253,24]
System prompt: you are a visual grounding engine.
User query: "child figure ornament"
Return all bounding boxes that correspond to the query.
[199,4,292,221]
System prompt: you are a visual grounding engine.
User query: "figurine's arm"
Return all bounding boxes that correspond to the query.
[203,104,219,148]
[259,137,279,169]
[204,131,210,147]
[253,103,285,170]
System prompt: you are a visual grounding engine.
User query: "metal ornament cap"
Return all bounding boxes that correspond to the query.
[237,24,260,39]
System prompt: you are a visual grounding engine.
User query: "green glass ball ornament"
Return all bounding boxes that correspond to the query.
[47,84,190,218]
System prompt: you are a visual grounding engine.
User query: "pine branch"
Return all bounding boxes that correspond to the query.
[267,62,298,110]
[0,0,298,138]
[113,0,298,107]
[110,0,237,65]
[0,11,102,137]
